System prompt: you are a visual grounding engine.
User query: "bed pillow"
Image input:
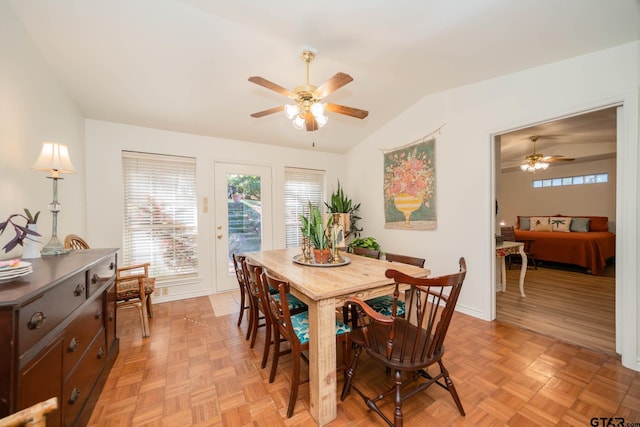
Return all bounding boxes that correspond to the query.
[535,223,553,231]
[570,217,590,232]
[588,216,609,231]
[529,216,550,231]
[519,217,530,230]
[551,217,572,232]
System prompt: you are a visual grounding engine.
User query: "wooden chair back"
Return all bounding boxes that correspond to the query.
[500,226,517,241]
[64,234,90,250]
[385,252,426,267]
[347,257,466,368]
[351,247,381,259]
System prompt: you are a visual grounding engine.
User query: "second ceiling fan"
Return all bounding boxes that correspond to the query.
[521,135,575,172]
[248,50,368,131]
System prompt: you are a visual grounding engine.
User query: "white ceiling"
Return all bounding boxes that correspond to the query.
[8,0,640,154]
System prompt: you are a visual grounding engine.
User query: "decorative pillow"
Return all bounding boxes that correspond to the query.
[588,216,609,231]
[550,217,571,232]
[529,216,550,231]
[570,217,590,232]
[534,223,553,232]
[519,217,530,230]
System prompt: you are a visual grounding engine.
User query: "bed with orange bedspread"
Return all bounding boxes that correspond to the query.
[514,215,616,275]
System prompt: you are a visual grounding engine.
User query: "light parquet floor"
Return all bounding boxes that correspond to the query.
[88,292,640,426]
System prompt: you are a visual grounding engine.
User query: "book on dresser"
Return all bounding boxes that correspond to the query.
[0,248,119,427]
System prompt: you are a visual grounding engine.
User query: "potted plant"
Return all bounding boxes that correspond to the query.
[324,180,362,240]
[0,209,41,254]
[300,202,332,263]
[348,236,380,253]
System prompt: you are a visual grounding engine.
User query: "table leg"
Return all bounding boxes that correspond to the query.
[517,245,528,297]
[500,256,507,292]
[307,297,338,425]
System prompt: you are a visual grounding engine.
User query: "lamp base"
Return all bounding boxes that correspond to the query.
[41,236,69,256]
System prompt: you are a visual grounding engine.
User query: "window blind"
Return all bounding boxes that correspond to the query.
[284,167,325,248]
[122,151,198,280]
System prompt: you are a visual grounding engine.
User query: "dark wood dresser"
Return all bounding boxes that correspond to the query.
[0,249,119,426]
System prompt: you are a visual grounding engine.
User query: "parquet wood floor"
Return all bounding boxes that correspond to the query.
[88,293,640,426]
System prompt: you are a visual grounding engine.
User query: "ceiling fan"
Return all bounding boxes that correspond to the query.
[248,50,369,131]
[520,135,575,172]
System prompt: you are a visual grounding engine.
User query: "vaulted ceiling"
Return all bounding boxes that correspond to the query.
[8,0,640,154]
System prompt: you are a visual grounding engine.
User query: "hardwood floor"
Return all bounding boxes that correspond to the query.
[497,263,615,355]
[87,292,640,426]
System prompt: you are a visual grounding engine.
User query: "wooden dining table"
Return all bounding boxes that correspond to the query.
[246,248,429,425]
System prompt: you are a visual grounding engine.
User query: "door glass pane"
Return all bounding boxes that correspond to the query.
[227,174,262,273]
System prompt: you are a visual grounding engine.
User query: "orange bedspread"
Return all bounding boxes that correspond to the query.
[514,229,616,275]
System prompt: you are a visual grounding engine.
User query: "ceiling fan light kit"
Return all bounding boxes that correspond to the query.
[249,49,368,132]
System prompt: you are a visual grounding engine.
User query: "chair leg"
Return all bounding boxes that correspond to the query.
[287,346,301,418]
[249,307,259,348]
[341,345,362,400]
[269,331,281,383]
[134,303,147,338]
[245,300,254,341]
[261,313,272,369]
[393,369,404,427]
[146,295,153,318]
[438,360,465,416]
[140,294,150,338]
[237,289,246,326]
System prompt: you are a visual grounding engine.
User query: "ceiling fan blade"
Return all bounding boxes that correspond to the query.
[250,105,285,118]
[315,73,353,98]
[304,113,318,131]
[248,76,295,98]
[325,103,369,119]
[545,157,575,162]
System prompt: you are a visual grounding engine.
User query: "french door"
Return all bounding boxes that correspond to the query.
[213,163,272,292]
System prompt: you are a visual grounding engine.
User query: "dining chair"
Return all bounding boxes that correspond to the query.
[351,246,381,259]
[261,270,351,418]
[0,397,58,427]
[346,252,427,329]
[500,226,537,269]
[241,258,268,350]
[341,258,467,427]
[232,253,250,329]
[64,234,156,338]
[64,234,90,250]
[244,258,308,369]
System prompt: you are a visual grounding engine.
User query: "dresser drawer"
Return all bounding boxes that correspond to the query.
[63,294,104,379]
[87,254,116,297]
[62,331,107,427]
[18,271,88,356]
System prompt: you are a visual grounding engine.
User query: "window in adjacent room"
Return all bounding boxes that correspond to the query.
[122,151,198,280]
[532,173,608,189]
[284,167,325,248]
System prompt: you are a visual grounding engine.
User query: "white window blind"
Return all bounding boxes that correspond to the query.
[122,151,198,280]
[284,167,325,248]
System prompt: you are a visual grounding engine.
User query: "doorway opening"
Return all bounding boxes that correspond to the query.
[494,106,618,355]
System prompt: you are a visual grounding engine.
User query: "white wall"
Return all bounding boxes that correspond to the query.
[0,2,85,258]
[499,158,617,229]
[344,42,639,370]
[85,120,345,300]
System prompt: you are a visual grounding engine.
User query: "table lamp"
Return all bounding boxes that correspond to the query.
[32,142,76,255]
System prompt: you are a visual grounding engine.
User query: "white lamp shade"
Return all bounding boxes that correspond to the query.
[292,115,305,129]
[316,114,328,128]
[310,102,326,117]
[284,104,300,119]
[32,142,76,176]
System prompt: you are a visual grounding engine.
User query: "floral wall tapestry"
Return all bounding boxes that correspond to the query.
[383,138,437,229]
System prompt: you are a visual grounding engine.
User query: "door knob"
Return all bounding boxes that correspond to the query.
[217,234,223,239]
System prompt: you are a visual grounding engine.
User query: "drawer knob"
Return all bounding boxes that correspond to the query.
[97,347,105,359]
[74,284,85,297]
[91,273,100,284]
[69,387,80,404]
[95,309,102,320]
[68,337,80,353]
[109,311,114,321]
[27,312,46,330]
[109,262,115,270]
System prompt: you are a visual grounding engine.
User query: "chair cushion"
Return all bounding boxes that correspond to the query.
[290,312,351,345]
[117,277,155,301]
[366,295,406,317]
[273,293,307,311]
